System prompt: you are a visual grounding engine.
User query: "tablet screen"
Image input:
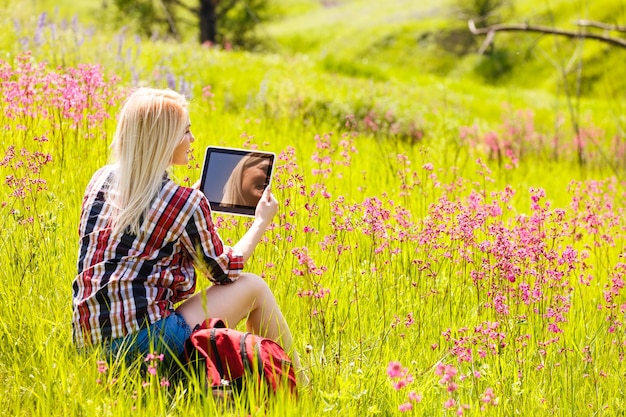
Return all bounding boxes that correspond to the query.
[199,147,275,216]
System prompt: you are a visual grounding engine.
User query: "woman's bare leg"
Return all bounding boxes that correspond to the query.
[176,273,306,379]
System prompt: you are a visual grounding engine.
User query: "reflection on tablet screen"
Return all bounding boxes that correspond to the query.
[199,147,275,217]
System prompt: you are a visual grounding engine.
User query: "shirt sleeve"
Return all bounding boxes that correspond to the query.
[180,193,244,284]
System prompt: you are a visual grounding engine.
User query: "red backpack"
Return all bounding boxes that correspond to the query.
[184,318,297,394]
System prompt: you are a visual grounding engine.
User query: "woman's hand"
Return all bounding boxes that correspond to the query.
[254,187,278,225]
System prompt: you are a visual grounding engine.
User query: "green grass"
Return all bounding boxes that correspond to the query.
[1,0,626,416]
[266,0,626,95]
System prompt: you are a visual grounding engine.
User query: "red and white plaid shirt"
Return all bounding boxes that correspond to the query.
[72,165,244,347]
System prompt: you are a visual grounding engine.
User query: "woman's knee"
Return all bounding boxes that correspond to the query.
[178,273,276,328]
[237,273,274,301]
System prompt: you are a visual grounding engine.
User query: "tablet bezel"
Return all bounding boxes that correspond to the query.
[198,146,276,217]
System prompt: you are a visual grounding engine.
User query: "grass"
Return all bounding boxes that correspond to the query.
[266,0,626,94]
[1,0,626,416]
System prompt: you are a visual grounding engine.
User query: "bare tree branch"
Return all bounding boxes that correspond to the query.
[477,30,496,55]
[468,19,626,54]
[575,19,626,32]
[156,0,179,39]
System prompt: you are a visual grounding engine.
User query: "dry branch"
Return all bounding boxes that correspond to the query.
[468,19,626,54]
[575,19,626,32]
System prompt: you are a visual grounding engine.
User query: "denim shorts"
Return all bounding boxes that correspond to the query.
[106,312,193,371]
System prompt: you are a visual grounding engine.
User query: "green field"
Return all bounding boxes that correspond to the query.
[1,0,625,415]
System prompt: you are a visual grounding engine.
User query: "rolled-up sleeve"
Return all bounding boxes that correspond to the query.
[181,195,244,284]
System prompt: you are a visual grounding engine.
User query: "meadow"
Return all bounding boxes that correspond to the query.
[1,0,625,415]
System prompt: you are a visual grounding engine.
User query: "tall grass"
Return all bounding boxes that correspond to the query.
[0,4,625,416]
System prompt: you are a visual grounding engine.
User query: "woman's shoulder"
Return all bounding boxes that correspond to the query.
[90,164,115,179]
[162,178,208,207]
[85,165,115,192]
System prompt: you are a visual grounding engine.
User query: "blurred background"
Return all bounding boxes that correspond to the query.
[2,0,626,175]
[0,0,626,95]
[4,0,626,95]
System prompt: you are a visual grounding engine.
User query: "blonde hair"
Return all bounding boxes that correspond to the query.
[109,87,189,235]
[222,154,267,206]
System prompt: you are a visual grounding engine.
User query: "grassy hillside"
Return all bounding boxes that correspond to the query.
[2,0,625,179]
[266,0,626,95]
[1,0,625,178]
[8,0,626,98]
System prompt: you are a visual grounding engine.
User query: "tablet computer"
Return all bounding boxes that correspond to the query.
[199,146,276,217]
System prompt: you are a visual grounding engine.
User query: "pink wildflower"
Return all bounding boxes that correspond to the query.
[398,402,413,412]
[408,391,422,403]
[387,361,403,378]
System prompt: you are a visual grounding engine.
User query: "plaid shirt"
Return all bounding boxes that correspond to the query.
[72,165,244,347]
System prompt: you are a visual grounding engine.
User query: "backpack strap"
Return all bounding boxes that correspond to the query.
[185,328,222,387]
[254,341,265,377]
[240,332,251,373]
[209,328,225,378]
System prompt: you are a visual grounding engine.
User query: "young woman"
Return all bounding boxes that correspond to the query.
[71,87,304,383]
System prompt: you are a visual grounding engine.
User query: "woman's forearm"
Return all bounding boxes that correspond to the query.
[233,218,271,263]
[233,187,278,263]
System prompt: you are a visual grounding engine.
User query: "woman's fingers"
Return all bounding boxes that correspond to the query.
[263,185,272,201]
[255,187,278,221]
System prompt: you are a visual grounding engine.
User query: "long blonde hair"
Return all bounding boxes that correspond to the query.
[222,154,267,206]
[109,87,189,236]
